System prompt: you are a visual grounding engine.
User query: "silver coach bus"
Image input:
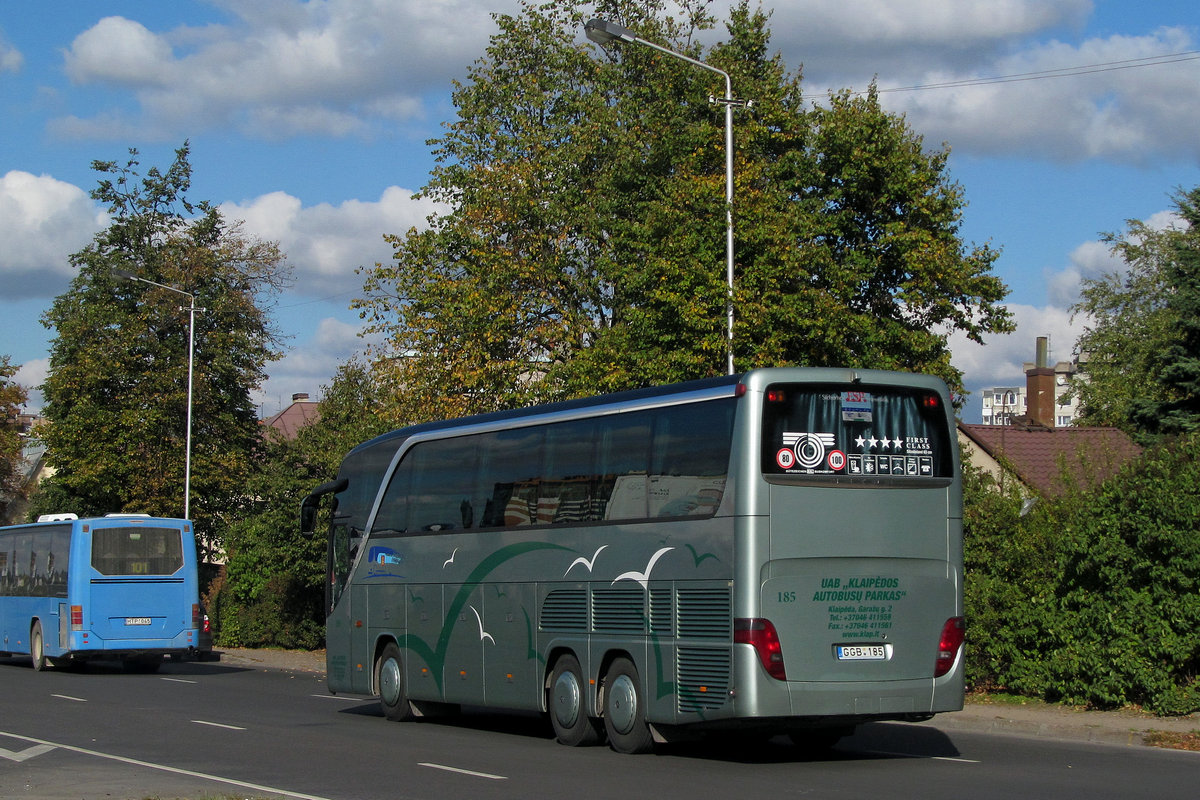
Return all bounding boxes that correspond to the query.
[302,367,964,753]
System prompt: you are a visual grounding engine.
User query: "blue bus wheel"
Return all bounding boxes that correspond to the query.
[31,622,48,671]
[549,654,603,746]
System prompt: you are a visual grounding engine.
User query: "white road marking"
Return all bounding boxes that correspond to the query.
[51,694,86,702]
[161,677,197,684]
[191,720,246,730]
[419,762,508,780]
[311,694,366,702]
[0,744,55,762]
[0,730,333,800]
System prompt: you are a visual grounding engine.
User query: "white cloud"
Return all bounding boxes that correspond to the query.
[13,358,48,414]
[0,171,108,298]
[44,1,1198,164]
[220,185,446,296]
[0,29,23,72]
[1045,239,1122,308]
[252,316,376,417]
[64,16,174,86]
[875,27,1200,162]
[55,1,510,140]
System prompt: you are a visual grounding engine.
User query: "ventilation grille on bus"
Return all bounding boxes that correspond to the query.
[676,588,731,639]
[649,587,672,635]
[677,646,731,713]
[592,587,645,634]
[540,589,587,631]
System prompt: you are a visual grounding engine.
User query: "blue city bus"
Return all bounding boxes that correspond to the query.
[0,514,201,671]
[303,367,965,753]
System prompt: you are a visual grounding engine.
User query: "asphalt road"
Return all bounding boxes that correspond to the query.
[2,655,1197,800]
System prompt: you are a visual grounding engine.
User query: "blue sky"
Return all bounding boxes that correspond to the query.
[2,1,1198,421]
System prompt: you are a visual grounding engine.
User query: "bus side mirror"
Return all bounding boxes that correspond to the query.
[301,478,347,536]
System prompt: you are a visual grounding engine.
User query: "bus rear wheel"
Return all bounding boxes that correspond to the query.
[601,657,654,754]
[376,642,416,722]
[31,622,49,671]
[549,654,603,746]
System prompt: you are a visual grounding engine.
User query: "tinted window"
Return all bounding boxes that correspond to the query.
[368,397,736,536]
[761,384,952,480]
[91,527,184,576]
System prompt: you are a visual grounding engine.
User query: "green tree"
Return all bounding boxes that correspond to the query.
[0,356,29,511]
[36,144,290,552]
[355,0,1012,420]
[1072,186,1200,439]
[214,360,391,648]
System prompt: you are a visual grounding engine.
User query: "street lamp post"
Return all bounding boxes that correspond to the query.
[113,268,199,521]
[584,18,748,376]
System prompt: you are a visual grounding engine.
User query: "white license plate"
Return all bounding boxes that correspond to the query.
[125,617,152,626]
[836,644,887,661]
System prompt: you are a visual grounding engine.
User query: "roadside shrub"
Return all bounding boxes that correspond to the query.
[964,433,1200,715]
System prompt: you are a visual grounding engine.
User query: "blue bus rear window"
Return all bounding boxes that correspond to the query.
[91,527,184,576]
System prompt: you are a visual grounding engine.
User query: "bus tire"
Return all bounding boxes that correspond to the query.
[31,622,48,671]
[376,642,416,722]
[549,654,603,746]
[602,657,654,754]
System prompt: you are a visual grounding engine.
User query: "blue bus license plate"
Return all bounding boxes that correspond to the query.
[836,645,886,660]
[125,617,152,626]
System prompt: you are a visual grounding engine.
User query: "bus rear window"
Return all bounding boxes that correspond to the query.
[91,527,184,576]
[761,384,952,480]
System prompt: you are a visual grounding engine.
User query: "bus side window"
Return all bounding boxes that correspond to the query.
[543,418,600,523]
[477,427,543,528]
[407,437,480,532]
[595,410,652,521]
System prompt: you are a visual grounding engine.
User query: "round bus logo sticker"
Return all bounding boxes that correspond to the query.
[827,449,846,471]
[776,447,796,469]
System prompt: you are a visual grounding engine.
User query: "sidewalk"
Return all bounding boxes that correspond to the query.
[215,648,1200,750]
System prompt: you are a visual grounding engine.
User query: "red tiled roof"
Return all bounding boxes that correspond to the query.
[262,400,320,440]
[958,423,1143,497]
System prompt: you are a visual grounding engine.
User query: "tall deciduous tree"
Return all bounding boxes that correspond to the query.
[215,360,391,648]
[0,356,29,510]
[36,144,290,550]
[355,0,1012,421]
[1071,186,1200,440]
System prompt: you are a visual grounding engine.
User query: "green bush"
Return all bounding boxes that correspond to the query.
[964,433,1200,715]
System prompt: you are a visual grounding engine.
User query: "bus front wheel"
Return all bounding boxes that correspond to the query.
[549,654,603,746]
[602,657,654,754]
[376,642,416,722]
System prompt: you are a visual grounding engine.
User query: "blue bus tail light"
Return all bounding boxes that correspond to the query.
[735,618,787,681]
[70,605,84,631]
[935,617,965,677]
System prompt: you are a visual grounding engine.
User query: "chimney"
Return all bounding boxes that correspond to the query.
[1026,337,1055,428]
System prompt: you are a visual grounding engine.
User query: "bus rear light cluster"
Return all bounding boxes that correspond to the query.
[192,603,201,629]
[935,617,965,677]
[735,617,787,681]
[70,605,84,630]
